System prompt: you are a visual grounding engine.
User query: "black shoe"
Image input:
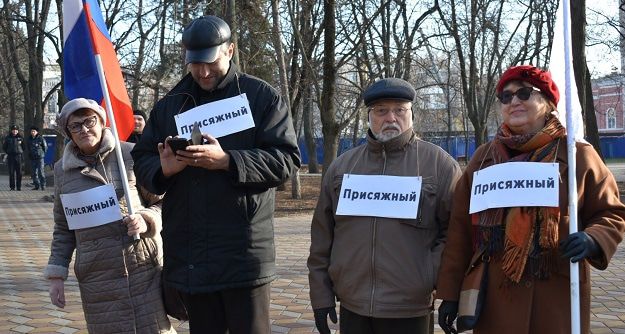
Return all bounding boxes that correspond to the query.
[41,187,45,191]
[32,186,40,190]
[16,188,21,191]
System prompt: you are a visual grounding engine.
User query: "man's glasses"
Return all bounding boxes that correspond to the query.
[497,86,541,104]
[67,116,98,133]
[369,107,410,117]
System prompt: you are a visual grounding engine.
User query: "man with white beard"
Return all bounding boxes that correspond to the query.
[307,78,462,334]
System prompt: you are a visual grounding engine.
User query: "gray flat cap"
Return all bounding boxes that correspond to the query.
[363,78,416,107]
[182,16,231,64]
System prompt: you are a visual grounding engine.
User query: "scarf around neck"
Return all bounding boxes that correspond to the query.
[473,115,566,283]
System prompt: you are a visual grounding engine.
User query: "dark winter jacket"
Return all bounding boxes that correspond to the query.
[27,134,47,160]
[131,62,301,293]
[3,133,25,155]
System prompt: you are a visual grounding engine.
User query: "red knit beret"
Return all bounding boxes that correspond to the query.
[496,65,560,105]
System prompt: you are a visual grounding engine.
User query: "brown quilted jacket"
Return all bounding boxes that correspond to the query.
[44,129,174,333]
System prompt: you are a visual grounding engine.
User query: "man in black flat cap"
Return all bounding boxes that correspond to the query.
[3,125,26,191]
[131,15,300,333]
[307,78,461,334]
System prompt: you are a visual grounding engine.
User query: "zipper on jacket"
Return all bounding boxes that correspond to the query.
[370,147,388,315]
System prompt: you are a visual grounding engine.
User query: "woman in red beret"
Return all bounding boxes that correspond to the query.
[435,65,625,333]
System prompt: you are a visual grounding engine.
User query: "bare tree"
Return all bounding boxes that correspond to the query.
[128,0,161,110]
[271,0,301,198]
[0,35,22,127]
[435,0,556,146]
[320,0,338,174]
[571,0,602,156]
[0,0,53,131]
[286,0,324,173]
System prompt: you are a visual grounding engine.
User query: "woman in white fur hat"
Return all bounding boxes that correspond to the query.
[44,98,175,333]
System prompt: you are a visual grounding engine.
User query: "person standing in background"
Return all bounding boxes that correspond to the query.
[3,125,25,191]
[127,109,147,143]
[27,125,47,190]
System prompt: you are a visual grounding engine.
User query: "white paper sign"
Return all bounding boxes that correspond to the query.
[469,162,559,214]
[336,174,422,219]
[60,184,123,230]
[174,94,255,139]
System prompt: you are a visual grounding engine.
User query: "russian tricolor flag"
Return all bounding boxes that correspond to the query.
[63,0,134,141]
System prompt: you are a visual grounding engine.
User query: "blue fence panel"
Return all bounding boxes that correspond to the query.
[298,135,625,165]
[600,136,625,159]
[298,138,367,165]
[43,135,57,167]
[298,136,474,164]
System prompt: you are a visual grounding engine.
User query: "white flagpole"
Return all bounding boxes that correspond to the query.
[93,54,140,241]
[561,0,581,333]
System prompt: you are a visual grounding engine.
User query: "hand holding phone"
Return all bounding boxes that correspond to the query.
[167,137,190,153]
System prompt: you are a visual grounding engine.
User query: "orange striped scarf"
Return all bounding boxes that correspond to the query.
[472,115,566,283]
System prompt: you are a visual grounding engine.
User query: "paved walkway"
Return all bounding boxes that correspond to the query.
[1,166,625,333]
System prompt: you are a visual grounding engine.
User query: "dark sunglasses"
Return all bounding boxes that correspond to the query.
[497,86,541,104]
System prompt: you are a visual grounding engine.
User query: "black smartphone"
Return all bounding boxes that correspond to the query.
[167,137,190,153]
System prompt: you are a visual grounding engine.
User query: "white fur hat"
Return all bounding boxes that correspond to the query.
[57,98,106,137]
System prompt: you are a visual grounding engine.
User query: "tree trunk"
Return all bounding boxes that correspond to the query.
[270,0,301,198]
[583,66,602,156]
[0,43,18,126]
[570,0,602,157]
[320,0,338,175]
[131,0,153,111]
[226,0,240,68]
[303,85,319,173]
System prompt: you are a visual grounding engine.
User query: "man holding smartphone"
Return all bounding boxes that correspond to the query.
[131,15,300,333]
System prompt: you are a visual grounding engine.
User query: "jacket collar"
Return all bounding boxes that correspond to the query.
[62,128,116,171]
[215,60,238,91]
[366,128,415,153]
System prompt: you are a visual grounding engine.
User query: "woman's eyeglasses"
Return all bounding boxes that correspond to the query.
[497,86,541,104]
[67,116,98,133]
[369,107,410,117]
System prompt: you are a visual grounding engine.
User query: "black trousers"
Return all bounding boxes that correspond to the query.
[340,306,433,334]
[180,283,271,334]
[7,154,22,190]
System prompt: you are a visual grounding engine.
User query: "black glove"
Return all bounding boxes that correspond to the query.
[438,300,459,334]
[560,231,600,263]
[313,307,337,334]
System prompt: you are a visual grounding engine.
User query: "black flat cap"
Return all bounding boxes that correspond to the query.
[182,16,231,64]
[363,78,416,107]
[10,125,18,130]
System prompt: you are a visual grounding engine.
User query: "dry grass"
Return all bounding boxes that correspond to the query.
[274,173,321,218]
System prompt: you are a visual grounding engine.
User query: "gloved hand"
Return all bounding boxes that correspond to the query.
[560,231,600,263]
[438,300,459,334]
[313,307,337,334]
